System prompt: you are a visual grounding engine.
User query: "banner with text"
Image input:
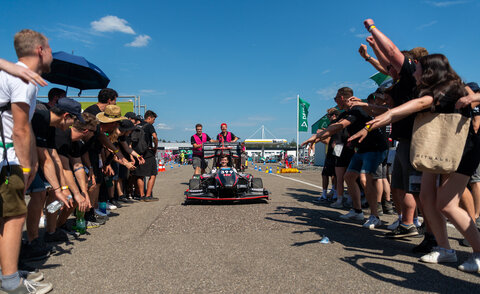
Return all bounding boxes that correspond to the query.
[298,97,310,132]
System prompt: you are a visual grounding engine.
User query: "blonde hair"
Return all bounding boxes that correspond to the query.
[14,29,48,58]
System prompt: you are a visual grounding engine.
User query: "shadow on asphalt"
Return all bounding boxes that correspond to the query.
[265,197,479,292]
[183,199,269,206]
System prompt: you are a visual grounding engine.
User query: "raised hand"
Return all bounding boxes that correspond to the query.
[359,44,369,59]
[366,36,375,47]
[364,19,375,31]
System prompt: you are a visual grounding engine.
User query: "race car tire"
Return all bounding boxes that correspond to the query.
[189,178,201,190]
[252,178,263,188]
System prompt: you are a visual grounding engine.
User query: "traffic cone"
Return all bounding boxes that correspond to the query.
[269,167,272,174]
[265,167,269,173]
[259,166,262,172]
[255,165,257,170]
[276,167,280,174]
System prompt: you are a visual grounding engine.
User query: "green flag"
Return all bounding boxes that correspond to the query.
[369,72,390,86]
[298,97,310,132]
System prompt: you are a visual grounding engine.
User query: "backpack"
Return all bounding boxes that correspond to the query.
[130,125,149,155]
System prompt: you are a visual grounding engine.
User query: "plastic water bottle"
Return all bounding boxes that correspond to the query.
[46,195,73,213]
[99,201,107,214]
[75,209,86,234]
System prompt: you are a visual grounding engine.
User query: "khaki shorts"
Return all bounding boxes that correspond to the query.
[192,156,208,170]
[0,165,27,218]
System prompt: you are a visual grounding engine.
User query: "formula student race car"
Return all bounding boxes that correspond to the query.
[184,142,269,203]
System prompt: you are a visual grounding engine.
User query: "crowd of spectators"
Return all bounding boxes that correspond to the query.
[302,19,480,274]
[0,29,160,293]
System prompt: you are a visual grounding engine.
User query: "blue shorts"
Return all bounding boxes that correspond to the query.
[347,150,387,174]
[26,170,50,194]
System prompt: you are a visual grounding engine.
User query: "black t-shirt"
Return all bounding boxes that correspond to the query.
[142,123,156,148]
[216,132,237,142]
[343,106,388,153]
[31,110,56,149]
[83,104,102,116]
[389,57,418,140]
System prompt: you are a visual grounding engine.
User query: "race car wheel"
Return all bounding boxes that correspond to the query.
[189,178,201,190]
[252,178,263,188]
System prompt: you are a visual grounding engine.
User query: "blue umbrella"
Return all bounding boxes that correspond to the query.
[42,51,110,92]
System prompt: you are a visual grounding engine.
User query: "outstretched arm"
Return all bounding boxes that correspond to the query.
[0,58,48,86]
[348,96,433,143]
[364,19,404,73]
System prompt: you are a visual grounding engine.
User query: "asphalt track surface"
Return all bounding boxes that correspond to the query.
[30,164,479,293]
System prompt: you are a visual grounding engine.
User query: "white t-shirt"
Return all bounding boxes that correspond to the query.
[0,62,38,166]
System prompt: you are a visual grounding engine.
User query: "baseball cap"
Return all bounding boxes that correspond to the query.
[56,98,85,123]
[118,119,135,132]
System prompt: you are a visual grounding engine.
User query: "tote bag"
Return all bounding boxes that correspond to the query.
[410,112,470,174]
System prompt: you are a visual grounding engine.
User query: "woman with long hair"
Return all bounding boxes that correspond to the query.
[349,54,480,272]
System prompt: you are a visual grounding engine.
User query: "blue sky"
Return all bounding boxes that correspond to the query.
[1,0,479,142]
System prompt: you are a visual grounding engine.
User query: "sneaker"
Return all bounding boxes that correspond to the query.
[412,234,438,253]
[382,200,395,215]
[315,193,328,202]
[458,252,480,273]
[460,238,470,247]
[106,203,117,210]
[19,239,52,261]
[343,197,353,208]
[385,223,419,238]
[420,247,457,263]
[86,215,106,225]
[132,195,142,201]
[363,215,381,229]
[19,269,44,282]
[413,218,422,228]
[376,203,383,216]
[3,278,53,294]
[94,209,108,217]
[44,229,74,243]
[117,195,130,203]
[144,196,159,202]
[86,221,100,229]
[330,200,343,209]
[387,217,401,230]
[340,209,364,221]
[110,199,122,208]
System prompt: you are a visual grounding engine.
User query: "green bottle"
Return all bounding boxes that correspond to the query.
[75,209,86,234]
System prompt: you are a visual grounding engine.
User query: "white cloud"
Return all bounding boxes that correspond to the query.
[425,0,470,7]
[355,33,370,39]
[416,20,438,30]
[156,123,173,130]
[139,89,166,95]
[91,15,136,34]
[184,128,195,132]
[349,27,356,33]
[280,96,296,104]
[125,35,151,47]
[322,69,331,75]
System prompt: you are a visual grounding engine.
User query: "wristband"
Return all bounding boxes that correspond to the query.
[22,167,31,173]
[61,186,69,190]
[365,56,372,62]
[114,149,119,154]
[73,166,84,173]
[368,25,376,32]
[365,124,372,132]
[53,186,61,191]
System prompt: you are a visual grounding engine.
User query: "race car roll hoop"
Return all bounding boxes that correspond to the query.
[184,142,269,203]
